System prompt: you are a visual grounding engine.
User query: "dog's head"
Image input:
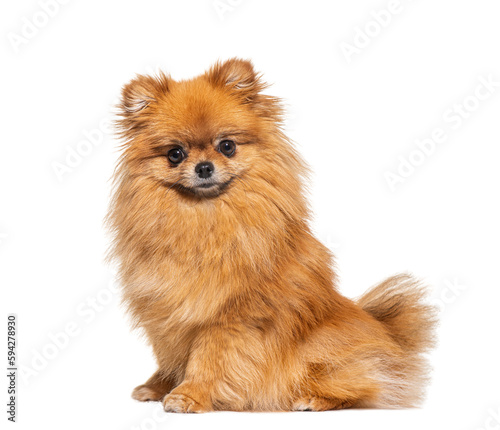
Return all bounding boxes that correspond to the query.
[117,58,289,199]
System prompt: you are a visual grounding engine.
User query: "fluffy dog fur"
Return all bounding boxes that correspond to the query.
[107,59,437,412]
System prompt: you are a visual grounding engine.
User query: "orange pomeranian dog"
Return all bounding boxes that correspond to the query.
[107,58,437,413]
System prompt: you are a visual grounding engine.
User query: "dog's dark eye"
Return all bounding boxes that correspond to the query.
[167,147,185,164]
[218,140,236,157]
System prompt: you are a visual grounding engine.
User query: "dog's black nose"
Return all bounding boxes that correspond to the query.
[195,162,214,179]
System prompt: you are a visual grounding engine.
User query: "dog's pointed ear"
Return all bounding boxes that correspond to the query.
[117,72,170,135]
[119,72,170,115]
[206,58,265,101]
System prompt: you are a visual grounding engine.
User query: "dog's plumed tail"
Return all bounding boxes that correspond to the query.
[359,273,437,355]
[356,274,438,407]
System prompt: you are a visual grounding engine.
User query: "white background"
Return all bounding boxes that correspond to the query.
[2,0,500,429]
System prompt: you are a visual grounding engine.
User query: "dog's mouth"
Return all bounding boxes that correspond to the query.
[170,177,235,198]
[197,183,219,189]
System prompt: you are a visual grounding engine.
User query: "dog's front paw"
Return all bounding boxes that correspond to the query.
[163,393,211,413]
[132,384,165,402]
